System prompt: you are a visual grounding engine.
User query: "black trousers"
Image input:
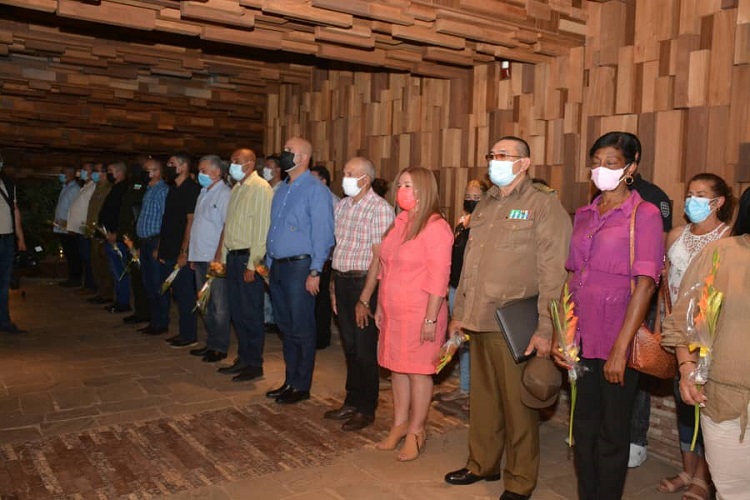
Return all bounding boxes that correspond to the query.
[315,261,333,348]
[574,358,639,500]
[130,258,150,319]
[59,233,82,281]
[333,274,379,415]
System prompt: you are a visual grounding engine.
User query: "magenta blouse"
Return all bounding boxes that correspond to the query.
[565,190,665,360]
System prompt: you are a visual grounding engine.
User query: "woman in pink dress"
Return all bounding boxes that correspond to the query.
[374,167,453,462]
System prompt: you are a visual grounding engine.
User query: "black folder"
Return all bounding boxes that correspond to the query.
[494,295,539,363]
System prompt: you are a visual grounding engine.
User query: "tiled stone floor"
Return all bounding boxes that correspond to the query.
[0,279,679,499]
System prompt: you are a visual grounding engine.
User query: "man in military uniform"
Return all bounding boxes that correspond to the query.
[444,136,572,500]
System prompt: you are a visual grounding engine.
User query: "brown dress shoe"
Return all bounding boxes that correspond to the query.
[323,405,357,420]
[341,412,374,432]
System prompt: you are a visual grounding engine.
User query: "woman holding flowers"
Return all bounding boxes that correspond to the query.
[657,173,733,500]
[374,167,452,462]
[553,132,664,500]
[661,187,750,500]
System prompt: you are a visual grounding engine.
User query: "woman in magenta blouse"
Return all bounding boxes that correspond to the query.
[374,167,452,462]
[553,132,665,499]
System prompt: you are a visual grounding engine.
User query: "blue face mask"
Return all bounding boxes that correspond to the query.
[91,172,101,183]
[80,170,88,182]
[684,196,715,224]
[198,172,213,188]
[58,173,66,184]
[229,163,245,182]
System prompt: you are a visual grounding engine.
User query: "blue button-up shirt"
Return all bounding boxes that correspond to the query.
[54,180,80,234]
[136,180,168,238]
[189,180,231,262]
[266,170,335,272]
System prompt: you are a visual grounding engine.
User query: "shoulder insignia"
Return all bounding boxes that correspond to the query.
[532,182,556,194]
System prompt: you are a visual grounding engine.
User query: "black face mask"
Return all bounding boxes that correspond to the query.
[106,173,116,184]
[279,151,297,172]
[463,199,479,214]
[140,170,151,185]
[165,168,178,184]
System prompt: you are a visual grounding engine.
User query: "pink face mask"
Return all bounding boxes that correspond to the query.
[397,187,417,211]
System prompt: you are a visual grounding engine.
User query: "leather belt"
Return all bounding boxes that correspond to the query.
[0,233,14,239]
[275,254,310,263]
[333,270,368,278]
[227,248,250,256]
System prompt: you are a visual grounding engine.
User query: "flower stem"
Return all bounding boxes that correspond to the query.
[691,404,700,452]
[568,381,576,447]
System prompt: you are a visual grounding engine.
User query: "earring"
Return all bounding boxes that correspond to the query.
[624,175,634,186]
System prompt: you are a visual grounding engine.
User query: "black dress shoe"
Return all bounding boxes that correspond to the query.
[123,314,150,324]
[499,491,530,500]
[189,346,209,357]
[202,350,227,363]
[276,389,310,405]
[164,334,181,343]
[0,322,27,334]
[266,384,291,399]
[217,358,248,374]
[232,366,264,382]
[169,338,198,348]
[88,296,109,304]
[141,326,168,336]
[342,412,374,431]
[445,468,502,486]
[106,303,131,313]
[323,405,358,421]
[59,279,81,287]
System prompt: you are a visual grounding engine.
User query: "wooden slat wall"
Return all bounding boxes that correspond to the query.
[266,0,750,224]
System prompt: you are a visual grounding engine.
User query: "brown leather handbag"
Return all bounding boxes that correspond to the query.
[626,201,677,379]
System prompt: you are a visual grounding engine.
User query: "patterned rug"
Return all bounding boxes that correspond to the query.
[0,395,465,499]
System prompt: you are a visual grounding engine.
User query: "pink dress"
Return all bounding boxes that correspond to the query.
[378,212,453,374]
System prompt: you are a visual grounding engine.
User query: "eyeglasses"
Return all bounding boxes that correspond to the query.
[485,153,523,161]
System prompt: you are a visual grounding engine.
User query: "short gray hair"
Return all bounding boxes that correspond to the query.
[199,154,223,172]
[351,156,376,180]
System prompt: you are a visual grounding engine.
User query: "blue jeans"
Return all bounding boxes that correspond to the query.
[448,286,470,393]
[140,238,164,326]
[270,257,316,392]
[77,235,96,290]
[194,261,230,353]
[0,235,15,327]
[160,259,197,341]
[106,241,130,306]
[264,290,274,324]
[226,252,266,368]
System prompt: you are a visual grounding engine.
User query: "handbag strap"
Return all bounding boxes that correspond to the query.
[628,200,643,295]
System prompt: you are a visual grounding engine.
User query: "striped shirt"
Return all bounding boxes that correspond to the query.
[189,180,231,262]
[135,180,168,238]
[332,188,395,272]
[223,171,273,269]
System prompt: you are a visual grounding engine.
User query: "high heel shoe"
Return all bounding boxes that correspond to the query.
[375,422,408,450]
[397,430,426,462]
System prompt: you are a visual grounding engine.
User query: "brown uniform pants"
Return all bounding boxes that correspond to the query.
[466,330,540,496]
[91,238,113,301]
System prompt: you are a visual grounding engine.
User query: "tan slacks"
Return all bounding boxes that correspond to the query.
[466,330,540,496]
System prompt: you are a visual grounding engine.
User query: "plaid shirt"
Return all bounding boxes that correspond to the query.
[135,180,168,238]
[332,188,395,272]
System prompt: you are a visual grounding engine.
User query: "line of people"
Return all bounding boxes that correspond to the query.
[48,131,749,500]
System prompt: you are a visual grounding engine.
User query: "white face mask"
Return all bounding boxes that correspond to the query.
[262,167,274,182]
[591,166,626,192]
[342,175,365,197]
[229,163,245,182]
[488,159,518,187]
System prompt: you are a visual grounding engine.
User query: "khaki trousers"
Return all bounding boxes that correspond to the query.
[467,330,539,496]
[91,238,113,301]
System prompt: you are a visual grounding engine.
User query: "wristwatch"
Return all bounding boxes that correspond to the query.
[309,269,320,277]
